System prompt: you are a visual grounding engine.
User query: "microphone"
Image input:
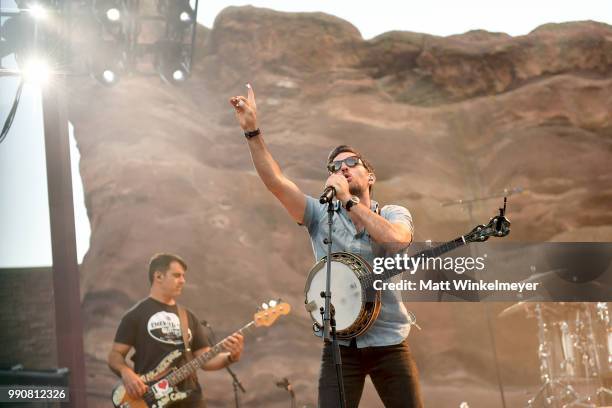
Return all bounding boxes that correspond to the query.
[319,186,335,204]
[275,377,290,390]
[200,320,216,344]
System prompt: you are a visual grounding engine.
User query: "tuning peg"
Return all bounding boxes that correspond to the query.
[269,300,277,307]
[261,302,269,310]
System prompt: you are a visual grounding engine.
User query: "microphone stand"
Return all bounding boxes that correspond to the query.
[201,321,246,408]
[319,190,347,408]
[439,189,521,408]
[275,378,296,408]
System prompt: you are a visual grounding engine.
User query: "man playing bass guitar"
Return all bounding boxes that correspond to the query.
[108,253,244,408]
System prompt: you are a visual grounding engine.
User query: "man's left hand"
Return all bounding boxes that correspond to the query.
[223,333,244,363]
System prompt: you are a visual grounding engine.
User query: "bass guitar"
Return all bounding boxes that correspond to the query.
[111,300,291,408]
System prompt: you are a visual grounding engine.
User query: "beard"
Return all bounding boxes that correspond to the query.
[349,183,365,196]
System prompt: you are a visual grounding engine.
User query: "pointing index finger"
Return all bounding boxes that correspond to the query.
[246,83,256,107]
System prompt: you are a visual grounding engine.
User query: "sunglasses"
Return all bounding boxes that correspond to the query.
[327,156,362,173]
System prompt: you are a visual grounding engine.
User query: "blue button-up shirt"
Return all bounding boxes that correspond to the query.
[302,195,414,348]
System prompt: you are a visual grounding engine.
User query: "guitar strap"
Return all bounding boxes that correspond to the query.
[177,305,199,387]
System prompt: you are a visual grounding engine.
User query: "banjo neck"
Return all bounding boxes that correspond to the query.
[303,207,510,339]
[377,236,467,283]
[373,207,511,283]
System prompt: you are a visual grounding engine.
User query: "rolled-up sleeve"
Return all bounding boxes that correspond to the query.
[382,205,414,235]
[302,195,323,234]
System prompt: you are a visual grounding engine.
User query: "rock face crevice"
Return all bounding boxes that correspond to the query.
[69,7,612,407]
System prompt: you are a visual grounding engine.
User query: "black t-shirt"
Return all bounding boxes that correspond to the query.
[114,297,210,404]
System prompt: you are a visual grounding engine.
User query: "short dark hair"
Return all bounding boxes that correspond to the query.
[148,253,187,284]
[327,145,375,193]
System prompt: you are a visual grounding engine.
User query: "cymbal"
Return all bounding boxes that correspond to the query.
[497,302,561,319]
[498,302,530,318]
[520,270,562,284]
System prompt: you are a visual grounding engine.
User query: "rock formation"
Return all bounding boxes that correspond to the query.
[68,6,612,407]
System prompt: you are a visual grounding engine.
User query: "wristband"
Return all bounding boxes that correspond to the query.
[244,128,261,139]
[344,196,360,212]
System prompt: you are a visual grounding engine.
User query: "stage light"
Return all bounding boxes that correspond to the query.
[93,0,122,24]
[102,70,115,82]
[91,63,122,86]
[89,42,124,86]
[172,69,185,82]
[106,8,120,22]
[101,69,118,85]
[179,11,191,23]
[157,0,195,37]
[154,40,189,85]
[92,67,120,86]
[22,57,50,85]
[157,0,195,21]
[174,2,195,27]
[29,4,47,20]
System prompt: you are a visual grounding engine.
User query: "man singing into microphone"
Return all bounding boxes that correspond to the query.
[230,85,423,407]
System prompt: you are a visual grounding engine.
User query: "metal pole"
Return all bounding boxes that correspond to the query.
[452,200,508,408]
[323,200,346,408]
[43,77,88,408]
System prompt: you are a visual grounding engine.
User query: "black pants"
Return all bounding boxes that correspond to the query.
[318,339,423,408]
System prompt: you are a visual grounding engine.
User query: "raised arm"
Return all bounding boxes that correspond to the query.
[230,84,306,224]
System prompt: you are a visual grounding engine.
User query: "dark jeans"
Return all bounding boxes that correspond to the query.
[318,339,423,408]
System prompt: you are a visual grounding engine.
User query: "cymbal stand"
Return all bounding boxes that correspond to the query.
[526,304,595,408]
[595,302,612,405]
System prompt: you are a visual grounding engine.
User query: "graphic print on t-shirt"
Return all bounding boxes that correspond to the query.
[147,311,192,345]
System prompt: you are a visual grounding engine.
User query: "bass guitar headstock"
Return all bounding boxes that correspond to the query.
[254,299,291,327]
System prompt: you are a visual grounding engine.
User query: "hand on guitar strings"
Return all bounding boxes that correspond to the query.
[222,333,244,363]
[121,366,148,398]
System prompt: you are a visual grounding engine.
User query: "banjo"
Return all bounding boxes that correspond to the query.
[303,209,510,339]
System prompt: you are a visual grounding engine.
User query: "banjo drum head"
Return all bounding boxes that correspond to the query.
[305,256,364,332]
